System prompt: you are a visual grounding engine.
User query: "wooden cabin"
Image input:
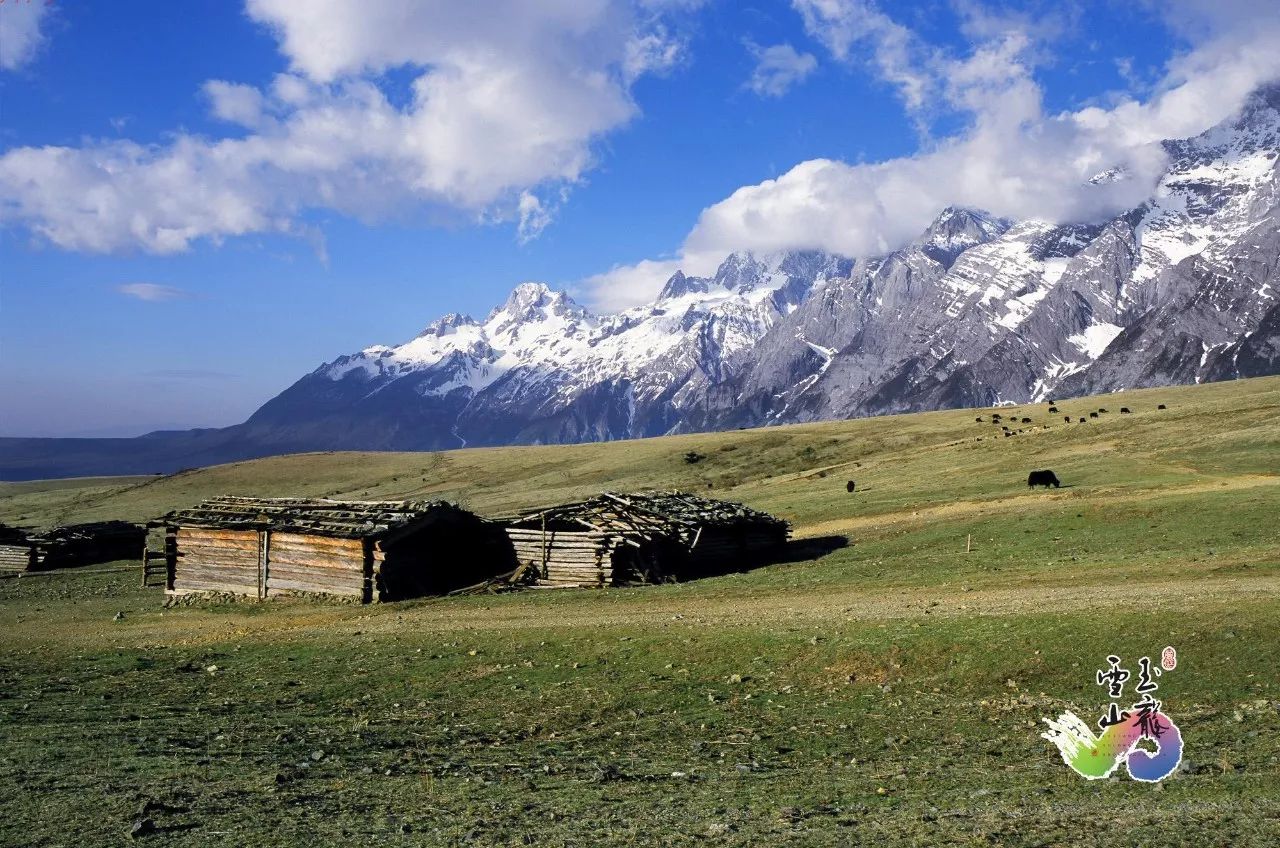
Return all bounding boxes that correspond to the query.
[155,497,510,602]
[0,521,144,575]
[503,491,790,588]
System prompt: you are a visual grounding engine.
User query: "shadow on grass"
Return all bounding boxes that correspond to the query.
[677,535,850,582]
[776,534,850,564]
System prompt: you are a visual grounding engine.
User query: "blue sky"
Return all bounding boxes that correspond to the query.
[1,0,1276,437]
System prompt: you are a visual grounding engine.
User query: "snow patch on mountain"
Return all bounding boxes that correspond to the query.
[1069,322,1124,359]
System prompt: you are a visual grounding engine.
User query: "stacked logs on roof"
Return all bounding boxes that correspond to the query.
[160,496,455,537]
[0,521,145,575]
[502,491,790,589]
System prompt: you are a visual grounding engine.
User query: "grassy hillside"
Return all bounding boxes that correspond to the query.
[2,377,1279,846]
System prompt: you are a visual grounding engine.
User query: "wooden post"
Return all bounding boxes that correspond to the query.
[540,514,548,578]
[165,527,176,591]
[966,534,972,553]
[257,528,271,599]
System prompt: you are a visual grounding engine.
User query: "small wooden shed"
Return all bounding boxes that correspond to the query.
[155,496,509,602]
[0,521,145,575]
[503,491,790,588]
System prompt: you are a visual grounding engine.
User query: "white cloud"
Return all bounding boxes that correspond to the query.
[792,0,935,112]
[516,191,558,244]
[0,1,51,71]
[204,80,268,128]
[116,283,195,302]
[0,1,685,253]
[577,252,723,312]
[583,0,1280,310]
[624,27,688,81]
[746,43,818,98]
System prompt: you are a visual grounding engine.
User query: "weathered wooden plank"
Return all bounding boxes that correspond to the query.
[179,557,258,572]
[174,567,258,583]
[172,579,258,594]
[266,550,363,569]
[508,535,607,544]
[177,527,259,544]
[267,577,362,596]
[269,533,364,554]
[266,565,362,586]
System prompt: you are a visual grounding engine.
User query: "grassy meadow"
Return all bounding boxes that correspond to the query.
[1,377,1279,846]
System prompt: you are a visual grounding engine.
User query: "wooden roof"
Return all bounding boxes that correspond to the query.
[506,491,789,538]
[161,496,464,540]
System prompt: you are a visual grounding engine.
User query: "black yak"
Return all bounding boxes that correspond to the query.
[1021,417,1032,423]
[1048,406,1059,413]
[1027,470,1061,488]
[1098,408,1108,413]
[1064,415,1071,422]
[1079,417,1087,423]
[1120,407,1131,414]
[846,480,856,493]
[1089,412,1099,418]
[1158,404,1167,410]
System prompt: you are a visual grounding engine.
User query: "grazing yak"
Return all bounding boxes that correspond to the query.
[1121,407,1132,414]
[1098,408,1108,413]
[846,480,856,493]
[1064,415,1072,423]
[1048,406,1059,413]
[1079,417,1087,423]
[975,416,984,422]
[1090,412,1099,418]
[1027,470,1061,488]
[1021,417,1032,424]
[1158,404,1168,410]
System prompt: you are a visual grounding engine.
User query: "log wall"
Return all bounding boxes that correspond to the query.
[265,532,366,599]
[504,527,616,588]
[170,527,368,600]
[171,527,263,596]
[0,543,34,575]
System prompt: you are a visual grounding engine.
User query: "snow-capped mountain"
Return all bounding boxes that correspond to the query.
[3,85,1278,479]
[235,83,1280,453]
[239,250,850,450]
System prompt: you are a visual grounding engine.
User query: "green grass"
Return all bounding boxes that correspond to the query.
[2,376,1279,846]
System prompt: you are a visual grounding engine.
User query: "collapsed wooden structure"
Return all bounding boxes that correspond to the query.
[154,496,510,602]
[0,521,144,575]
[503,491,790,588]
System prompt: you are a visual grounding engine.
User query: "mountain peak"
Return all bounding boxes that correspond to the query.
[489,282,585,323]
[418,312,477,337]
[1168,80,1280,160]
[658,270,711,300]
[916,207,1009,268]
[711,251,772,293]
